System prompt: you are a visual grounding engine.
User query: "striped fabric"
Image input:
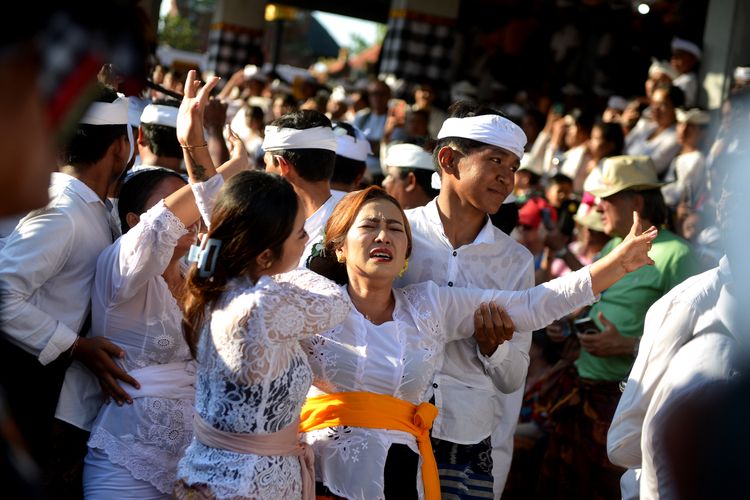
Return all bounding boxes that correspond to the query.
[432,435,495,499]
[379,9,456,83]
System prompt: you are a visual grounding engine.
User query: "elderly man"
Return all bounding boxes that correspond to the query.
[382,143,438,209]
[538,155,699,499]
[396,102,534,498]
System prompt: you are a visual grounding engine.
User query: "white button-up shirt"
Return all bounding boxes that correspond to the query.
[397,199,535,495]
[608,256,732,498]
[0,172,117,365]
[299,190,346,268]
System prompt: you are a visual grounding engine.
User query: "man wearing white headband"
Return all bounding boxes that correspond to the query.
[671,37,702,107]
[134,99,182,173]
[330,122,370,193]
[262,109,340,267]
[0,83,140,482]
[661,108,711,208]
[394,102,534,498]
[381,142,437,209]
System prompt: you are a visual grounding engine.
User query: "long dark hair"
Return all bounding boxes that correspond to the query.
[308,186,412,285]
[182,171,298,358]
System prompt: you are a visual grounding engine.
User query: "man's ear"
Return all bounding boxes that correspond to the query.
[125,212,139,229]
[137,126,147,146]
[436,146,459,176]
[404,171,418,192]
[275,154,293,178]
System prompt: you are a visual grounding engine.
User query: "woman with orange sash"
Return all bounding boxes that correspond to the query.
[301,187,657,500]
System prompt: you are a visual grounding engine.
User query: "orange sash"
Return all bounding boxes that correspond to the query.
[300,391,440,500]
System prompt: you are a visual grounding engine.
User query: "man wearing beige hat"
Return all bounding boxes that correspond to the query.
[381,143,438,209]
[539,155,698,499]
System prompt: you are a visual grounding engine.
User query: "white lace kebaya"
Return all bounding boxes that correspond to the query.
[86,200,194,495]
[302,269,597,500]
[177,269,349,500]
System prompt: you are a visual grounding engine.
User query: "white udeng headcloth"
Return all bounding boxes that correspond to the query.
[140,104,178,128]
[262,125,337,152]
[334,125,371,161]
[80,94,134,162]
[437,114,527,160]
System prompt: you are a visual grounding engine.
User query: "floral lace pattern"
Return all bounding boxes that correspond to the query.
[178,269,349,499]
[88,201,194,493]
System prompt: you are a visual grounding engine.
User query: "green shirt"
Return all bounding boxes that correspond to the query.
[575,230,699,381]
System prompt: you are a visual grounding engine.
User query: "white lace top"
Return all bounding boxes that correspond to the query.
[302,268,596,500]
[87,200,193,494]
[177,269,350,500]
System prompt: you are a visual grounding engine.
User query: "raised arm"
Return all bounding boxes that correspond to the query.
[177,70,219,185]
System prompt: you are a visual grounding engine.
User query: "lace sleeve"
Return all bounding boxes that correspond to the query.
[262,268,350,342]
[190,174,224,228]
[104,200,187,304]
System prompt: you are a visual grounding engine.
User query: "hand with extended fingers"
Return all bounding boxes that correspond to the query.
[610,211,658,273]
[177,69,220,148]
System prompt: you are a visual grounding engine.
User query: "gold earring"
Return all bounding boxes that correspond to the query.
[337,254,345,263]
[398,258,409,278]
[265,261,272,269]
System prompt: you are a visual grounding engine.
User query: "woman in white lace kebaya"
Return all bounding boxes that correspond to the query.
[174,171,350,500]
[301,187,659,500]
[82,73,248,499]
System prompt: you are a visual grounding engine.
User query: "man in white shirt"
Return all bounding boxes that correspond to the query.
[608,150,745,499]
[133,99,182,173]
[262,109,343,267]
[0,84,139,480]
[396,102,534,498]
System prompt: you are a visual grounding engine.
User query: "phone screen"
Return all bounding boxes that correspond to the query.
[574,316,600,335]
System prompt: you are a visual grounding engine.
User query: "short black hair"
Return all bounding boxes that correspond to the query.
[60,84,128,166]
[269,110,335,182]
[549,173,573,186]
[432,101,509,172]
[140,98,181,159]
[117,168,186,233]
[395,167,439,198]
[653,84,686,109]
[593,120,625,156]
[625,188,668,227]
[331,122,367,186]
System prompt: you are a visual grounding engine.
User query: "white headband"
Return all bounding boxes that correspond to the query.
[734,66,750,82]
[334,125,371,161]
[676,108,711,125]
[648,59,679,81]
[262,125,337,152]
[437,114,527,160]
[607,96,628,111]
[385,143,434,171]
[140,104,178,128]
[671,37,702,60]
[80,94,134,163]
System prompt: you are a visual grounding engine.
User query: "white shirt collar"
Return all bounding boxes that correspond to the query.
[423,198,496,247]
[52,172,104,205]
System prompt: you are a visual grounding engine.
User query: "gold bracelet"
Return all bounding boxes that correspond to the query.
[181,143,209,150]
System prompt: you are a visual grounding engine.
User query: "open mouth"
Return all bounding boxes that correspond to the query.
[369,247,393,261]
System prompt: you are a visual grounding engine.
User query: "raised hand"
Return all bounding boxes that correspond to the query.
[612,211,658,273]
[176,69,220,148]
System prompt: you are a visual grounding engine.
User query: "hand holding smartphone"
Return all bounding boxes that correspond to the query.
[573,316,600,335]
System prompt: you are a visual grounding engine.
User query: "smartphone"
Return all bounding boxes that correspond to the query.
[574,316,600,335]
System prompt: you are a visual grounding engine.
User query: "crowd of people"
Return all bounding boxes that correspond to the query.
[1,6,749,500]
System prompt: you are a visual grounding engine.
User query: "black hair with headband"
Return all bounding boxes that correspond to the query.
[141,98,182,159]
[269,110,336,183]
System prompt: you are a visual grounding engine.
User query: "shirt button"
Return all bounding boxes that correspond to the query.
[452,251,457,257]
[448,281,453,287]
[433,383,438,388]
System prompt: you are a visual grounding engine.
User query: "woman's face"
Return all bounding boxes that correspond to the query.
[268,202,308,275]
[650,88,676,128]
[339,199,409,282]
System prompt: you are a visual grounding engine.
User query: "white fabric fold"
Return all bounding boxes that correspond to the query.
[127,361,196,401]
[263,125,337,152]
[140,104,178,128]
